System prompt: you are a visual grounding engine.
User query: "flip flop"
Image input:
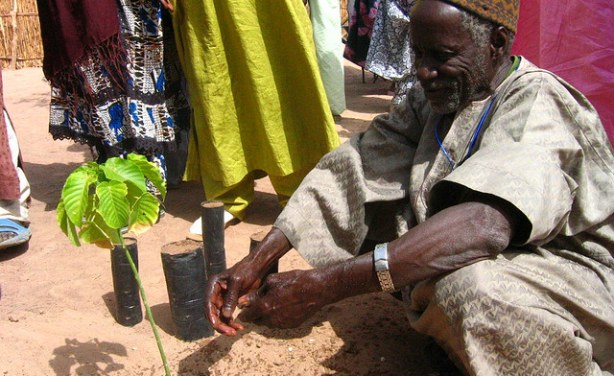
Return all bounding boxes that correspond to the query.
[0,218,31,250]
[186,211,238,241]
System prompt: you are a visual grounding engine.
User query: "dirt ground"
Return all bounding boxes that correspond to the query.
[0,63,460,376]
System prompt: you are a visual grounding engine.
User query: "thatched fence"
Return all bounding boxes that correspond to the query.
[0,0,42,69]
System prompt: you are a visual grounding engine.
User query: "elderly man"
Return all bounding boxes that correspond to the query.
[205,0,614,374]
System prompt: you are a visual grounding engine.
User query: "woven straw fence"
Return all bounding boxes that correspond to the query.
[0,0,42,69]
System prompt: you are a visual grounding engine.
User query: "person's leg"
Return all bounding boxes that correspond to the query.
[188,174,254,239]
[0,110,31,250]
[268,167,311,208]
[203,173,255,220]
[309,0,346,115]
[0,110,29,224]
[405,248,614,375]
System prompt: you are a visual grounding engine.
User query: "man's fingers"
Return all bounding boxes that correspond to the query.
[208,300,246,336]
[211,317,244,336]
[205,278,246,336]
[237,290,257,308]
[221,277,241,319]
[237,289,264,323]
[237,299,248,309]
[237,304,261,324]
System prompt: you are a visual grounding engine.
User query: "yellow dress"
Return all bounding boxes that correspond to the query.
[172,0,340,218]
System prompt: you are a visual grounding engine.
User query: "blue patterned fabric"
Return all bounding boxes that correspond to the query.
[48,0,189,163]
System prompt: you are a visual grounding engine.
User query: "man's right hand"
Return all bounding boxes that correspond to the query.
[204,227,293,336]
[204,254,264,336]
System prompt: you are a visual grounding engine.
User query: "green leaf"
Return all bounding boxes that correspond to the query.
[125,180,146,207]
[100,157,148,193]
[66,221,81,247]
[95,180,130,229]
[83,191,97,223]
[57,155,165,249]
[79,221,113,249]
[127,153,167,200]
[57,200,68,235]
[79,210,124,248]
[57,200,81,246]
[90,212,122,246]
[61,165,96,227]
[128,192,160,235]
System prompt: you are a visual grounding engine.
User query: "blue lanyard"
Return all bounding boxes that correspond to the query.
[435,94,497,170]
[435,56,520,170]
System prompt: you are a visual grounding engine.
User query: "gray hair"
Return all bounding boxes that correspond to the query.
[408,1,516,51]
[459,8,516,52]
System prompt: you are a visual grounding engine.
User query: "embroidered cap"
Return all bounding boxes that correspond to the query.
[443,0,520,32]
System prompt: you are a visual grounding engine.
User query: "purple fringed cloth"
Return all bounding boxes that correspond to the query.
[0,67,20,201]
[36,0,127,104]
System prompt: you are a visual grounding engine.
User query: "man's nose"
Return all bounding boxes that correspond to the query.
[416,65,438,82]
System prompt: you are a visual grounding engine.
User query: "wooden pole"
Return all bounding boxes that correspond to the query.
[10,0,18,69]
[200,200,226,279]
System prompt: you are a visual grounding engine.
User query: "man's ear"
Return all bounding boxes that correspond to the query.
[490,26,510,59]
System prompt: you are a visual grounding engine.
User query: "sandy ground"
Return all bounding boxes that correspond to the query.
[0,63,460,376]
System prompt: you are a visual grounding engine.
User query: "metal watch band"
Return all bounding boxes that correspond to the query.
[373,243,396,293]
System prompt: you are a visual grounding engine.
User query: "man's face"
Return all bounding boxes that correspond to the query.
[410,0,494,114]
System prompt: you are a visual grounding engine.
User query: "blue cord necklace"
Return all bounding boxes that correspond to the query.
[435,56,520,170]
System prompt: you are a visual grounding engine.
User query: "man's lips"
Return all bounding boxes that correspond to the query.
[424,86,444,93]
[423,81,449,92]
[423,86,448,99]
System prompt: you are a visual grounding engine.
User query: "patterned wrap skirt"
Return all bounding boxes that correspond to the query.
[48,0,189,171]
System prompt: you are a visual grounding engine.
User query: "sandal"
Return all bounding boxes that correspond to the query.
[187,210,238,241]
[0,218,31,250]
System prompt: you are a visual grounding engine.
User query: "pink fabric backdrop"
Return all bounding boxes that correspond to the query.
[512,0,614,144]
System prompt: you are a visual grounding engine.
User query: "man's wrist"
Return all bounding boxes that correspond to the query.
[373,243,396,293]
[251,227,292,270]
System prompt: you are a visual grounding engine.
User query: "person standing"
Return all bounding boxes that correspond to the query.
[36,0,189,185]
[0,67,31,251]
[309,0,347,115]
[365,0,414,106]
[343,0,380,68]
[169,0,340,236]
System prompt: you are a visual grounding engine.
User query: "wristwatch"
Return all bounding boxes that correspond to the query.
[373,243,396,293]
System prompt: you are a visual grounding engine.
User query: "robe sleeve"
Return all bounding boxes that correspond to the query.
[430,69,614,246]
[275,90,426,266]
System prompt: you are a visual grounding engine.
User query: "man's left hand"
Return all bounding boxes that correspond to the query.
[237,269,329,329]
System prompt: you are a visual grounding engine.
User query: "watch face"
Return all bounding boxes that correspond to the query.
[374,243,389,272]
[375,259,388,271]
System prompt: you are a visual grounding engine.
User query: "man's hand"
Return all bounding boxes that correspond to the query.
[205,256,264,336]
[205,228,294,336]
[237,269,329,329]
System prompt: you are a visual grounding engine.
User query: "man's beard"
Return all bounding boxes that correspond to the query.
[429,80,464,114]
[428,70,490,115]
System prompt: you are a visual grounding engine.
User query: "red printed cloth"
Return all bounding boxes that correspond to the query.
[0,67,19,201]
